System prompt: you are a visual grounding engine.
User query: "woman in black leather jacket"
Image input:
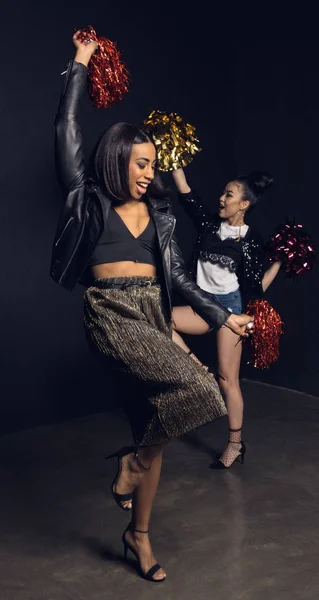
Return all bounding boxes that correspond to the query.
[51,33,253,582]
[171,168,281,470]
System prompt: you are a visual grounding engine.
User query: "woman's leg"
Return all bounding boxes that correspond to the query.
[86,285,225,580]
[114,300,222,508]
[171,306,211,335]
[171,306,211,367]
[113,443,165,510]
[215,326,243,467]
[124,444,167,580]
[172,305,244,466]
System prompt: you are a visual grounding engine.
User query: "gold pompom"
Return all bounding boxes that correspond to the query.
[143,110,201,172]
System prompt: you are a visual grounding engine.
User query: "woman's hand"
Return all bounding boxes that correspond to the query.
[224,313,254,337]
[73,30,98,67]
[172,168,191,194]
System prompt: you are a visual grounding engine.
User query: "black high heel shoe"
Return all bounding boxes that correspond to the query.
[105,447,150,511]
[122,524,166,583]
[209,441,246,470]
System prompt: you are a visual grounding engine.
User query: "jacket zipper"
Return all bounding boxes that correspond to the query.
[54,216,74,246]
[165,224,175,313]
[154,212,176,313]
[62,60,73,96]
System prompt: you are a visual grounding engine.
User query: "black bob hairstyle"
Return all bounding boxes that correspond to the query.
[92,122,167,203]
[235,171,274,207]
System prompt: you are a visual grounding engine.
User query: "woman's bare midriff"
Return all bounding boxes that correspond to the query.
[91,261,157,280]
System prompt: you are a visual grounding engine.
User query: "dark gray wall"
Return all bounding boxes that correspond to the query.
[0,3,235,431]
[0,4,318,434]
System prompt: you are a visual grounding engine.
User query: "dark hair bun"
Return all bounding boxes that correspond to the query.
[247,171,274,197]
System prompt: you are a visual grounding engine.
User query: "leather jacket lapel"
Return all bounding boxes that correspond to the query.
[149,200,176,308]
[150,207,176,252]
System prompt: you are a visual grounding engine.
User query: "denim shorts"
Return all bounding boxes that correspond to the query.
[210,289,242,315]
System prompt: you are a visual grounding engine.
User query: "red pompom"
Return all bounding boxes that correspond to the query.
[267,220,316,278]
[78,26,129,108]
[245,299,284,370]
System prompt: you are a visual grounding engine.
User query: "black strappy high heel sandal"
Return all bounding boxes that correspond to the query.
[209,439,246,470]
[105,447,150,511]
[122,524,166,583]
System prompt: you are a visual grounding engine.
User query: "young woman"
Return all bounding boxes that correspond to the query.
[51,33,253,582]
[171,168,281,469]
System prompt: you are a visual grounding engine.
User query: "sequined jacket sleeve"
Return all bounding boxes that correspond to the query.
[178,190,215,231]
[240,232,265,305]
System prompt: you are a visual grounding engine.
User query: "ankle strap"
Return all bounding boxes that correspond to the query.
[127,523,149,534]
[134,453,150,471]
[132,527,149,534]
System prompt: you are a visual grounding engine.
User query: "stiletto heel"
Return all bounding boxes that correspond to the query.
[122,524,165,583]
[235,441,246,464]
[123,538,128,560]
[105,446,150,511]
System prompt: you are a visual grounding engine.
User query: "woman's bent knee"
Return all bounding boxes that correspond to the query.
[217,373,240,388]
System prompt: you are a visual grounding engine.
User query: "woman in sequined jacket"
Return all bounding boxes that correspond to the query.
[171,168,281,469]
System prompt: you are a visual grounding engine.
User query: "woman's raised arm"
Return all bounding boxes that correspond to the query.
[54,32,98,192]
[171,168,215,231]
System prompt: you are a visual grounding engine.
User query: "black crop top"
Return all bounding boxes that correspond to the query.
[89,208,159,267]
[199,231,244,273]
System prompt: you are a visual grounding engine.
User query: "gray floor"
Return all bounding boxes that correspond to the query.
[0,380,319,600]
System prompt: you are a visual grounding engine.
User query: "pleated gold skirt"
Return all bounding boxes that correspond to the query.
[83,276,226,446]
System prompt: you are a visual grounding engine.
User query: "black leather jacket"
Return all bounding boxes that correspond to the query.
[178,190,265,309]
[50,60,230,329]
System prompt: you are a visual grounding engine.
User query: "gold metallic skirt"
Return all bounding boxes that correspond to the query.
[84,276,226,446]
